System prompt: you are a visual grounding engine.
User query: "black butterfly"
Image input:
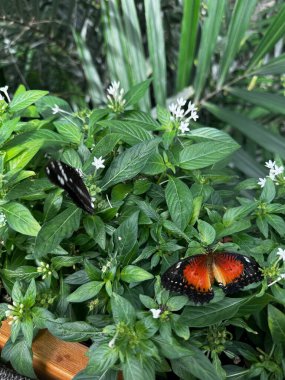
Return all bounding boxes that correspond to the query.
[45,160,94,214]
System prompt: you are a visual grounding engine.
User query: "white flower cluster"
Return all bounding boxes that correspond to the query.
[150,308,162,319]
[107,81,126,113]
[5,301,24,325]
[169,98,199,134]
[268,248,285,287]
[258,160,284,188]
[37,261,52,280]
[0,212,6,228]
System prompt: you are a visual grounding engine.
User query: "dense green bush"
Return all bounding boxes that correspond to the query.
[0,82,285,379]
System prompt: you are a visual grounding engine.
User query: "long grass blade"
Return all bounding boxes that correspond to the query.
[228,87,285,115]
[204,102,285,159]
[251,54,285,75]
[144,0,166,105]
[248,3,285,70]
[121,0,150,110]
[232,149,266,178]
[176,0,200,92]
[101,0,131,90]
[73,31,106,106]
[194,0,226,102]
[218,0,257,87]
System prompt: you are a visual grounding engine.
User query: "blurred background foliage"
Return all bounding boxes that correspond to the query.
[0,0,284,178]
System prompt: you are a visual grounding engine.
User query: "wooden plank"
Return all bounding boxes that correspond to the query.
[0,320,89,380]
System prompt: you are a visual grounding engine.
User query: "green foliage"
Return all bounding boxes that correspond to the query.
[0,0,285,378]
[0,83,284,380]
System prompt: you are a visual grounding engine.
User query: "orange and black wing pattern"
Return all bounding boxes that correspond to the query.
[161,255,214,304]
[213,252,263,294]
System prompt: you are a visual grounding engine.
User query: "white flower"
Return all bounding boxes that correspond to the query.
[265,160,276,169]
[92,156,105,170]
[267,171,276,181]
[150,308,162,319]
[190,110,199,121]
[118,236,122,241]
[169,103,177,114]
[186,101,197,113]
[277,248,285,261]
[108,337,116,348]
[257,178,266,188]
[179,121,190,134]
[107,81,120,96]
[177,97,186,107]
[0,85,11,103]
[52,104,60,114]
[107,81,126,112]
[273,165,284,175]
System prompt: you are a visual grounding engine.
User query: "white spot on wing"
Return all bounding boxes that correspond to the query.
[244,257,251,263]
[176,261,182,269]
[57,175,65,186]
[46,168,50,175]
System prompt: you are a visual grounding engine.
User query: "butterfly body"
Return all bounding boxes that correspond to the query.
[162,252,262,304]
[45,160,94,214]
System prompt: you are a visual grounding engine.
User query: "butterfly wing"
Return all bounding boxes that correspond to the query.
[46,160,94,214]
[161,255,214,304]
[212,252,262,294]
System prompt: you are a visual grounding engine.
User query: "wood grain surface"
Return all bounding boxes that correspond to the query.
[0,320,89,380]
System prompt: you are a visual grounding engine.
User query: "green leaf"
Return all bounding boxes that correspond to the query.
[45,320,98,342]
[142,153,166,175]
[4,340,36,379]
[1,202,40,236]
[24,279,36,307]
[9,90,48,112]
[98,120,153,145]
[248,3,285,69]
[171,345,220,380]
[218,0,257,86]
[256,215,268,238]
[252,53,285,75]
[21,318,33,347]
[139,295,157,309]
[84,215,106,249]
[144,0,166,105]
[260,178,275,203]
[12,282,23,303]
[178,141,239,170]
[228,87,285,115]
[166,296,188,311]
[67,281,104,303]
[121,265,153,283]
[51,256,83,271]
[223,203,257,226]
[176,0,200,91]
[34,206,82,258]
[265,214,285,237]
[204,102,285,159]
[100,139,160,189]
[181,298,247,327]
[124,79,152,108]
[165,177,193,231]
[197,219,216,245]
[86,343,119,375]
[115,212,139,256]
[73,31,105,105]
[122,110,160,131]
[54,119,82,144]
[194,0,225,101]
[122,355,148,380]
[268,304,285,344]
[121,1,150,110]
[111,293,136,325]
[187,126,238,144]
